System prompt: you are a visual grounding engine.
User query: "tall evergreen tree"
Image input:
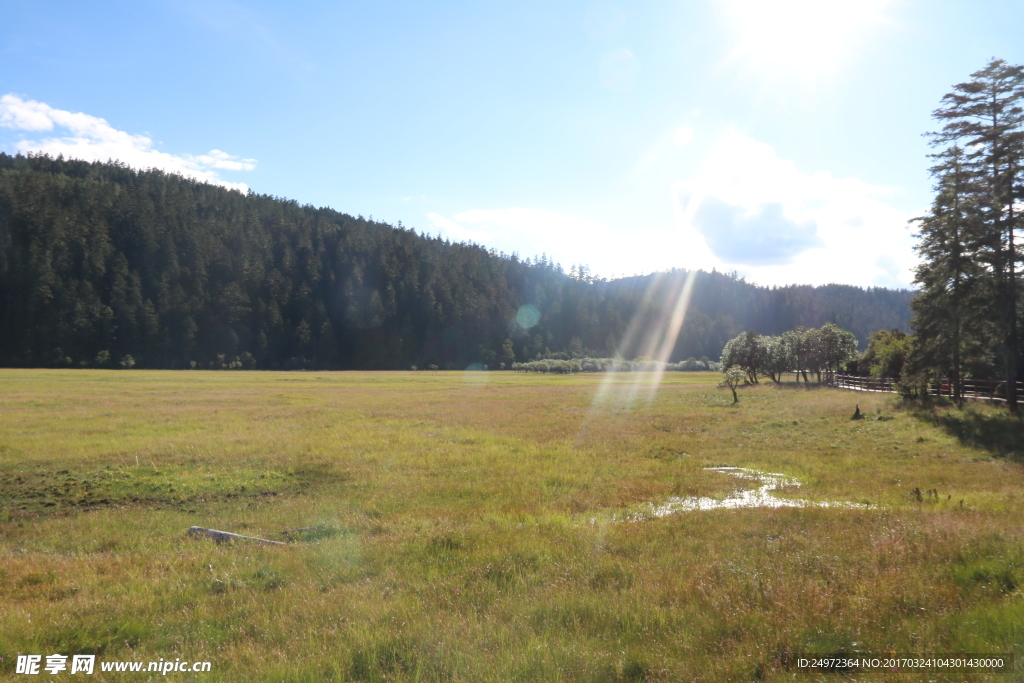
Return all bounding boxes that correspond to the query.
[910,145,986,403]
[930,58,1024,411]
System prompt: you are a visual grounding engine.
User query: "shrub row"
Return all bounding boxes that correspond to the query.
[511,357,722,374]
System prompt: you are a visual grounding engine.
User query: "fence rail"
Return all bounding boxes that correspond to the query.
[828,372,1024,403]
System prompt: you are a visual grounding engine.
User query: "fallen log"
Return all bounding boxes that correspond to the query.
[188,526,286,546]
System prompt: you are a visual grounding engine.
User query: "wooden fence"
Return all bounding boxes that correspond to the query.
[828,372,1024,403]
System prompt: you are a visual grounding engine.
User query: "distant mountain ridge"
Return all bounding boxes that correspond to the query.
[0,154,913,369]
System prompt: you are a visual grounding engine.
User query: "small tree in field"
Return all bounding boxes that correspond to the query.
[719,366,746,404]
[818,322,859,379]
[760,335,794,383]
[721,330,764,383]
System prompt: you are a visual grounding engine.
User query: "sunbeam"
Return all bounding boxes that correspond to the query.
[589,268,698,409]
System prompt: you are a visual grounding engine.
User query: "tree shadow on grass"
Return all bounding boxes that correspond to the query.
[773,381,830,390]
[753,380,832,392]
[911,404,1024,463]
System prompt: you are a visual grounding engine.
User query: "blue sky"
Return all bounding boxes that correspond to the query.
[2,0,1022,288]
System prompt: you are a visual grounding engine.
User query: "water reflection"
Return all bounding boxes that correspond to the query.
[627,467,859,521]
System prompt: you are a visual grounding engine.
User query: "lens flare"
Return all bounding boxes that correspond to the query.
[590,269,698,408]
[516,304,541,329]
[463,362,490,385]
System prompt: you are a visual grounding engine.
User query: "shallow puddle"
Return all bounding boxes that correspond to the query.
[626,467,858,521]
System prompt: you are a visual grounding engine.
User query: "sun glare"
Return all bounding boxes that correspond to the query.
[588,269,698,410]
[722,0,889,75]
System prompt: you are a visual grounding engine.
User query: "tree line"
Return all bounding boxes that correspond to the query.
[0,153,913,370]
[719,323,858,385]
[511,357,722,374]
[875,58,1024,411]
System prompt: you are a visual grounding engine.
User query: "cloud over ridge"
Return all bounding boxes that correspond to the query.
[673,128,916,288]
[693,198,822,265]
[0,95,255,192]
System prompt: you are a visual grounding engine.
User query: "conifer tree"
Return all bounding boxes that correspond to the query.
[929,58,1024,410]
[910,145,985,404]
[0,153,915,370]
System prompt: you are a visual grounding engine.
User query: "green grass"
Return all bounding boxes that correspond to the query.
[0,370,1022,681]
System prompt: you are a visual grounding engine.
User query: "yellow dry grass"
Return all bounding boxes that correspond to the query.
[0,369,1021,681]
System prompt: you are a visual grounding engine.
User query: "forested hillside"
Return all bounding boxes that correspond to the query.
[0,154,913,369]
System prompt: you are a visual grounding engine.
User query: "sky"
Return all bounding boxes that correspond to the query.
[2,0,1022,289]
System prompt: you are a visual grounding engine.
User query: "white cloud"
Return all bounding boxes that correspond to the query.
[428,130,918,289]
[426,211,476,240]
[672,127,918,288]
[188,149,256,172]
[0,94,255,192]
[673,126,693,147]
[428,208,617,266]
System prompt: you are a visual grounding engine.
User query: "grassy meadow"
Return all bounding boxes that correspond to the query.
[1,369,1022,681]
